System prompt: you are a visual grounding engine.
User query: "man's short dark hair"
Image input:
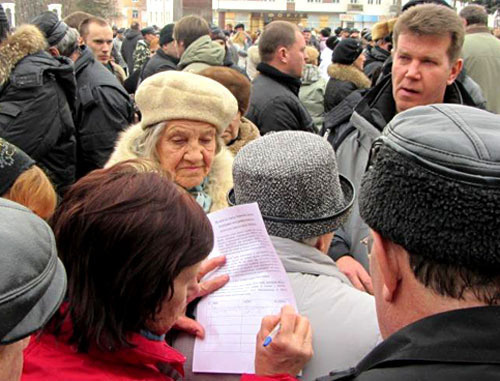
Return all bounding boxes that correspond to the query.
[173,15,210,50]
[49,161,213,352]
[79,16,110,38]
[131,21,140,30]
[259,21,300,63]
[459,5,488,26]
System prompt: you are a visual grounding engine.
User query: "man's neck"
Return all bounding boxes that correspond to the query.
[465,23,490,33]
[265,60,295,78]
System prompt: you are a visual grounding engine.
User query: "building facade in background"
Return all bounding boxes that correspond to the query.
[214,0,401,32]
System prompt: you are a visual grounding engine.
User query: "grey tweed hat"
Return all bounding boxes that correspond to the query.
[229,131,355,240]
[0,198,67,344]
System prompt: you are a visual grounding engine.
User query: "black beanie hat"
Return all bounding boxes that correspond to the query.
[31,11,68,46]
[331,38,363,65]
[326,35,339,51]
[359,104,500,271]
[0,138,35,195]
[159,23,175,45]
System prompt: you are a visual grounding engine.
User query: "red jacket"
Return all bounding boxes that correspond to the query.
[22,318,296,381]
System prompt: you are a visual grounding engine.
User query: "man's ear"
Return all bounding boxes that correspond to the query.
[447,58,463,85]
[276,45,288,64]
[372,230,401,302]
[47,46,60,57]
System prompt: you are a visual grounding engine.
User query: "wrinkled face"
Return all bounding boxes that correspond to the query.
[84,22,114,64]
[221,112,241,144]
[392,32,462,113]
[157,120,217,189]
[145,262,201,335]
[286,31,307,78]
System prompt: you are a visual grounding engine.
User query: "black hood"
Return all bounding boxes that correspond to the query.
[125,29,141,40]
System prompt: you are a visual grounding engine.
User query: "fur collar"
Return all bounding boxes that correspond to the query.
[327,63,371,90]
[0,25,47,86]
[106,123,233,212]
[226,117,260,157]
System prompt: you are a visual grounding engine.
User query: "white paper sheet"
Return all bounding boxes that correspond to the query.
[193,203,297,374]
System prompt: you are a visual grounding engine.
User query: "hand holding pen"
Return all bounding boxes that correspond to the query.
[254,305,313,377]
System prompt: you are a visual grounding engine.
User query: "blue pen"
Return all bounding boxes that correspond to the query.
[263,323,281,347]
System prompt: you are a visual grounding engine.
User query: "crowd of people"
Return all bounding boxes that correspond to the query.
[0,0,500,380]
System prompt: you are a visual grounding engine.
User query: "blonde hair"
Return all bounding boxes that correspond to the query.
[305,46,319,65]
[231,31,246,46]
[3,166,57,220]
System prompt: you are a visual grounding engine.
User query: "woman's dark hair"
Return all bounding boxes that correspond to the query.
[50,160,214,352]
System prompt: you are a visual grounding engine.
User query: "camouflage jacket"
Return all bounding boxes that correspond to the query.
[132,40,150,72]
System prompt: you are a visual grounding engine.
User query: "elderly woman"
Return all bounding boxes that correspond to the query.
[199,66,260,157]
[22,160,312,380]
[107,71,237,212]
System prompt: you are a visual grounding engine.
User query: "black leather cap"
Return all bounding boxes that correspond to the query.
[381,104,500,183]
[0,199,67,344]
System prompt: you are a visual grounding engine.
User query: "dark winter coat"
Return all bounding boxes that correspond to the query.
[74,46,134,178]
[0,25,76,193]
[363,46,390,84]
[246,63,315,135]
[323,73,478,269]
[324,63,371,113]
[121,29,143,74]
[140,49,179,81]
[319,306,500,381]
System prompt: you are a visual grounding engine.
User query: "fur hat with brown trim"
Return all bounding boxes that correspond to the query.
[135,71,238,134]
[371,21,389,41]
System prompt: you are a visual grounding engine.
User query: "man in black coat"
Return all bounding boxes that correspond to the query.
[363,20,392,84]
[0,22,76,193]
[140,23,179,81]
[121,22,143,75]
[246,21,315,135]
[34,13,134,179]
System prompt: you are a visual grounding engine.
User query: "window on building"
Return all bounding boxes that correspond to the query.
[350,0,358,4]
[132,9,139,18]
[368,0,374,4]
[376,0,381,4]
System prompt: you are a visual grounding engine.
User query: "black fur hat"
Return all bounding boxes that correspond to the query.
[359,104,500,271]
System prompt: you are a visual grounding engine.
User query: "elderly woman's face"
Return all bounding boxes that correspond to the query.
[157,120,217,189]
[146,262,201,335]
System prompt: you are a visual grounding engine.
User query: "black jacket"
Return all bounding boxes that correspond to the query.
[363,46,390,84]
[74,46,134,178]
[121,29,143,74]
[246,63,315,135]
[141,49,179,81]
[0,26,76,193]
[318,306,500,381]
[324,63,371,113]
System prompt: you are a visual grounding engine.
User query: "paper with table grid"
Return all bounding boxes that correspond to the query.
[193,203,297,374]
